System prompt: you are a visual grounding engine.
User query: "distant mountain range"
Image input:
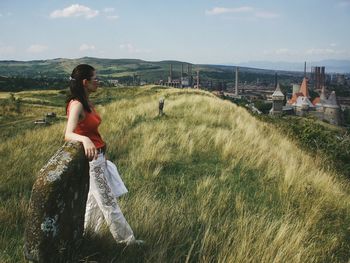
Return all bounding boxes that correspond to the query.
[232,60,350,73]
[0,57,299,81]
[0,58,349,75]
[2,57,346,92]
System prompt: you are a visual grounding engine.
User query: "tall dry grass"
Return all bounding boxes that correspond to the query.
[0,86,349,262]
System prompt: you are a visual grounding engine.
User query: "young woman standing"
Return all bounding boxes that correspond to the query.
[64,64,142,245]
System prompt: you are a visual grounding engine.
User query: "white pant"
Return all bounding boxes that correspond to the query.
[84,153,135,244]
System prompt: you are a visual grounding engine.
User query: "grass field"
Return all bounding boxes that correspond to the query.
[0,86,349,262]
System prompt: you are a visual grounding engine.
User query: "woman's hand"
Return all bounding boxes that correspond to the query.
[82,137,98,161]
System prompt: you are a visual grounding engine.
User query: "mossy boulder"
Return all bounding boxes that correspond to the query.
[24,141,89,262]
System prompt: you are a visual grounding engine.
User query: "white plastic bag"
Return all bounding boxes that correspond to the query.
[105,160,128,197]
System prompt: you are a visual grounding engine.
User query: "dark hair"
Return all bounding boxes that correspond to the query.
[66,64,95,113]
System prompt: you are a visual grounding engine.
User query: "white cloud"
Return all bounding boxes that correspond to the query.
[264,48,297,56]
[103,7,115,13]
[79,44,96,51]
[27,44,48,53]
[206,6,253,15]
[106,15,119,20]
[119,43,139,53]
[275,48,291,55]
[0,12,12,17]
[119,43,150,54]
[50,4,99,19]
[330,43,337,47]
[0,45,15,55]
[102,7,118,20]
[304,48,350,59]
[206,6,280,19]
[305,48,339,55]
[255,11,280,19]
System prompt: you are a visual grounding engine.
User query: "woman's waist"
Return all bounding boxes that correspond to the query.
[74,128,103,139]
[73,130,105,149]
[97,144,106,154]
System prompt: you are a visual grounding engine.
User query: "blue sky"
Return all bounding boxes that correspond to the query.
[0,0,350,63]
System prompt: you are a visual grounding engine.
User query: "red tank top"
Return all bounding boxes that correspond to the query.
[67,100,105,149]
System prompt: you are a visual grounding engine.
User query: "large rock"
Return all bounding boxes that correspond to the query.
[24,141,89,262]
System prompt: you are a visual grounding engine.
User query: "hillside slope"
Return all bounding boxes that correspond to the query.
[0,86,349,262]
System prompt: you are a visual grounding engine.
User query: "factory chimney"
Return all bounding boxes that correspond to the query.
[235,67,239,96]
[321,66,325,88]
[169,64,173,83]
[274,72,278,88]
[188,64,192,87]
[196,70,199,89]
[316,67,321,90]
[181,64,184,88]
[181,64,184,79]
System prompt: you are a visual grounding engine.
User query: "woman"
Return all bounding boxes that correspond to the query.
[64,64,142,245]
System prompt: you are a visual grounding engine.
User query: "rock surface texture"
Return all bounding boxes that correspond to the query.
[24,141,89,262]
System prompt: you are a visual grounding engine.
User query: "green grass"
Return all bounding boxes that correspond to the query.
[257,114,350,178]
[0,86,349,262]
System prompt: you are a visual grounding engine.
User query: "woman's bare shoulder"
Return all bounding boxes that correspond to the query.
[67,100,84,117]
[69,100,83,109]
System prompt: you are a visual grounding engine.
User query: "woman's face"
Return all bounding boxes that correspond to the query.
[85,70,99,93]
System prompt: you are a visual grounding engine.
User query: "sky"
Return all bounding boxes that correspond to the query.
[0,0,350,64]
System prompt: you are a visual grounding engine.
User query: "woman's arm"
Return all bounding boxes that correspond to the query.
[65,101,98,160]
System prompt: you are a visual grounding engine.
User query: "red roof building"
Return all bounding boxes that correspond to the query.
[287,78,310,105]
[299,78,309,98]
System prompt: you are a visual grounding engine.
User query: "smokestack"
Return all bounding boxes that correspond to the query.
[235,67,239,96]
[304,61,306,78]
[316,67,321,90]
[315,67,318,90]
[311,66,315,84]
[197,70,199,89]
[188,64,192,87]
[274,72,278,88]
[180,64,184,88]
[321,66,325,88]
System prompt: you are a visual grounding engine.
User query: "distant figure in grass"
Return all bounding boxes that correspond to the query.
[159,97,165,116]
[64,64,143,246]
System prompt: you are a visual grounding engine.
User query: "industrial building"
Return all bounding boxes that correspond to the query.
[165,63,193,88]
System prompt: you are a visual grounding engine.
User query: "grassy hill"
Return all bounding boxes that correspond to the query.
[0,86,349,262]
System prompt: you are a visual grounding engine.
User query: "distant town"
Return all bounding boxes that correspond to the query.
[151,62,349,126]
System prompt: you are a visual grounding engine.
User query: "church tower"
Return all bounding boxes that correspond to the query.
[269,83,285,115]
[323,91,341,125]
